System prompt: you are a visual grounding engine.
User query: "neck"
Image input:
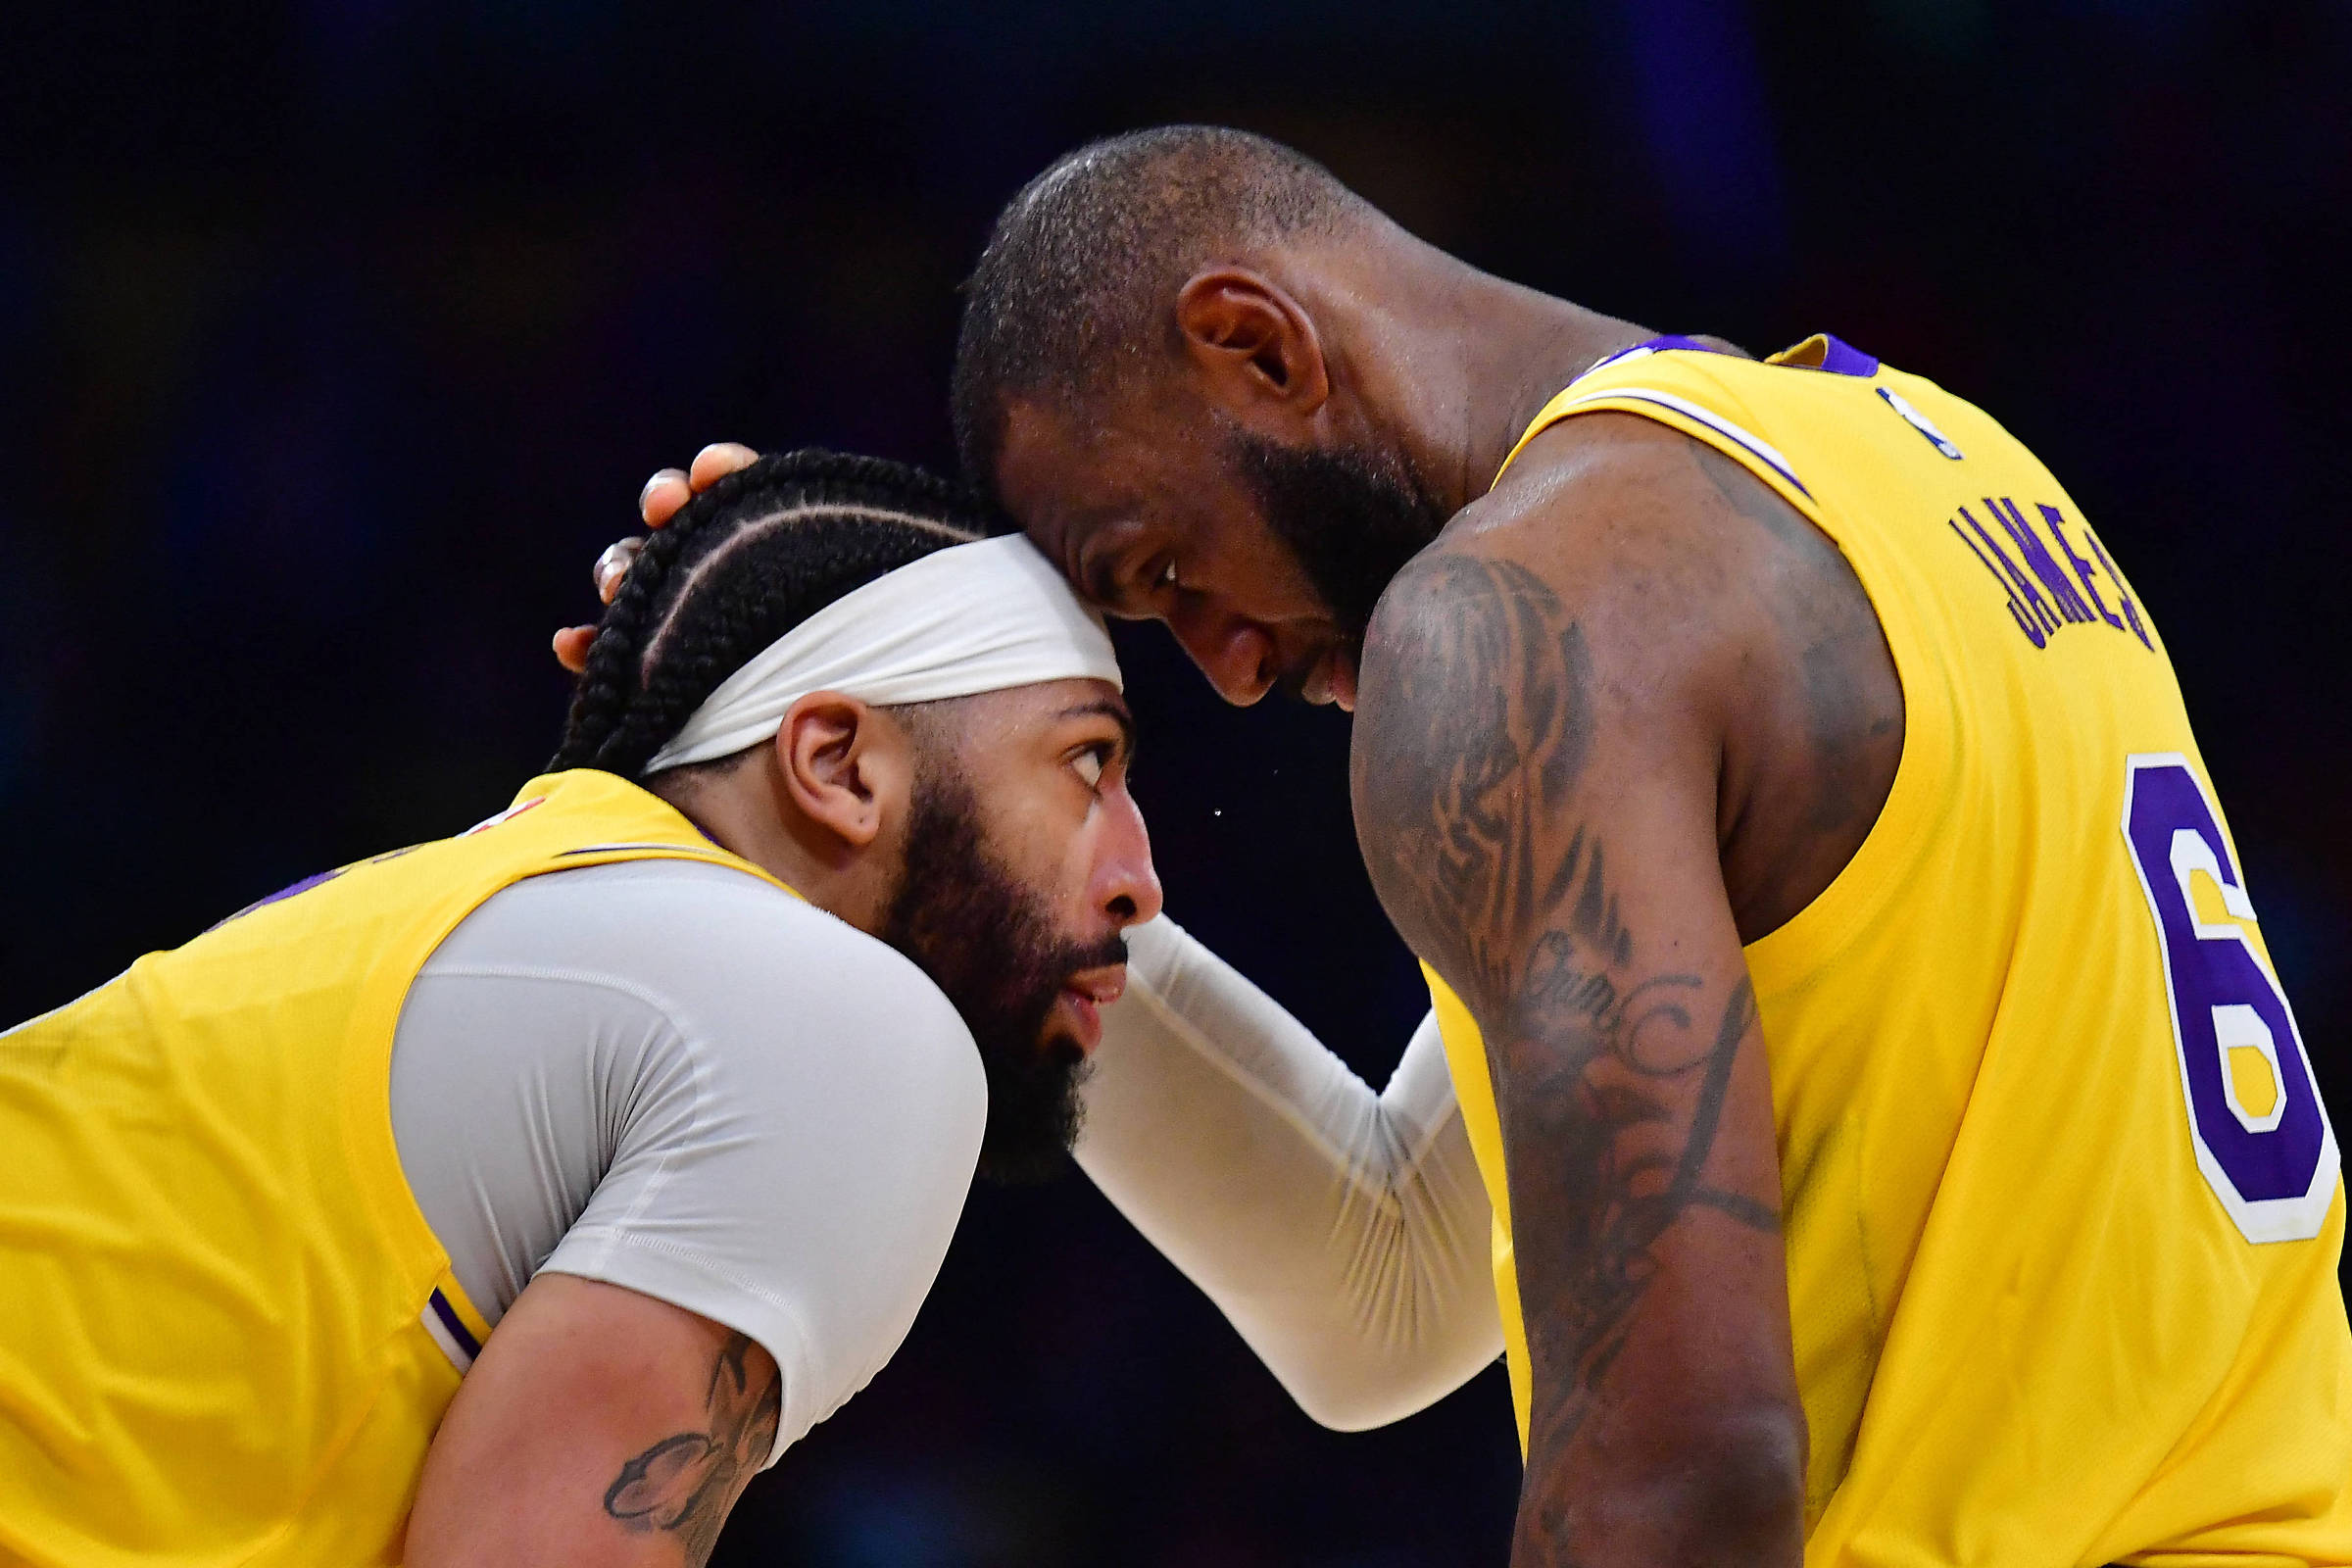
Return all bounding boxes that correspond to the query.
[1452,279,1651,503]
[644,760,891,934]
[1324,229,1651,514]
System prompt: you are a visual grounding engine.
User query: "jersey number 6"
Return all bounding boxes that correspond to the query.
[2123,755,2337,1244]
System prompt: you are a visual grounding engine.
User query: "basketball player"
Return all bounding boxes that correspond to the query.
[957,126,2352,1564]
[620,127,2351,1562]
[570,447,1514,1433]
[0,451,1165,1567]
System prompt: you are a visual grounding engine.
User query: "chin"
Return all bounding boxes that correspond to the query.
[1036,1025,1088,1067]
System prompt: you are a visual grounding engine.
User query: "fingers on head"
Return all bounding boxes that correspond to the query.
[688,442,759,491]
[595,537,645,603]
[639,468,689,527]
[641,445,755,527]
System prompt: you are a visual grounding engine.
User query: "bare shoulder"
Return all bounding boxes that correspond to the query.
[1349,417,1717,988]
[1395,414,1781,650]
[1356,413,1761,776]
[1360,409,1903,949]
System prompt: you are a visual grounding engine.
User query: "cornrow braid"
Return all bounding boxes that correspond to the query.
[551,449,992,779]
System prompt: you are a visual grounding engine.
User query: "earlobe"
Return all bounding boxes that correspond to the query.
[1174,269,1330,413]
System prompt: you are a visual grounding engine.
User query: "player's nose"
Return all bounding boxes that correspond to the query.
[1094,788,1164,929]
[1169,600,1278,707]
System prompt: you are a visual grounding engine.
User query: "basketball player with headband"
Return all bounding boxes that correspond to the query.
[0,452,1169,1566]
[573,452,1522,1438]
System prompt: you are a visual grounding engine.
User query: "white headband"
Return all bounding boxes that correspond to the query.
[644,532,1123,774]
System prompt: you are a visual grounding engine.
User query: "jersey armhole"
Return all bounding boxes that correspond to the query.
[1511,385,1828,533]
[1508,382,1951,995]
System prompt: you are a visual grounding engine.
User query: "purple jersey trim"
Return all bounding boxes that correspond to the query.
[1589,332,1880,378]
[206,865,349,931]
[554,842,717,858]
[1635,395,1810,497]
[429,1288,482,1360]
[1807,335,1881,377]
[1630,332,1722,358]
[1572,387,1815,500]
[248,867,343,907]
[1589,333,1723,372]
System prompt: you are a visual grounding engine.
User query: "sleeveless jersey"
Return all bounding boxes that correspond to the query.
[1422,335,2351,1562]
[0,769,795,1567]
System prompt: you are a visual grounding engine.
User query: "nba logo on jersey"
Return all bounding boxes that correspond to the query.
[1877,385,1964,460]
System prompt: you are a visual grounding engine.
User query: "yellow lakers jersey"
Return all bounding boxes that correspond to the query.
[0,769,792,1567]
[1424,334,2351,1562]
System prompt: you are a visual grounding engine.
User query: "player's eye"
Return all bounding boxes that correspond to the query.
[1070,745,1109,790]
[1152,556,1178,593]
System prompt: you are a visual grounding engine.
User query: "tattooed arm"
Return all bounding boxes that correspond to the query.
[1351,416,1806,1565]
[407,1273,779,1568]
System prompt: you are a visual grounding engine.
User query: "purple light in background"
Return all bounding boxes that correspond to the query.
[1609,0,1791,276]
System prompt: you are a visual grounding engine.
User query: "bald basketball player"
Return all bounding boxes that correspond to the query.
[956,127,2352,1566]
[612,127,2350,1565]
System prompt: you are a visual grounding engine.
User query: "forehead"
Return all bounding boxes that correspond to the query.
[995,400,1152,520]
[992,397,1235,591]
[948,677,1131,741]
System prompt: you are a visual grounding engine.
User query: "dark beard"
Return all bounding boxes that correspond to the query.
[879,767,1123,1185]
[1226,426,1451,648]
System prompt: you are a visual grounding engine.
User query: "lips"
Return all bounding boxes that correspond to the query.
[1301,646,1359,711]
[1055,963,1127,1054]
[1328,652,1358,711]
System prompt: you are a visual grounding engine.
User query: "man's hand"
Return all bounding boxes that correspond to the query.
[1351,414,1806,1564]
[406,1272,780,1568]
[552,443,762,673]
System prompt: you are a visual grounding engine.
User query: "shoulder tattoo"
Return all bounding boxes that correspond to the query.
[1354,551,1598,999]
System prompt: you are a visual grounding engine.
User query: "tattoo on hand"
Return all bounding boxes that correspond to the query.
[1355,550,1778,1457]
[603,1333,781,1567]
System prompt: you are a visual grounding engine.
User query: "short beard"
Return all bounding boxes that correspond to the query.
[1226,425,1451,650]
[879,764,1121,1185]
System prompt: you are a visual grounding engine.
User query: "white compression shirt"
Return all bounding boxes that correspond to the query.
[393,867,1495,1453]
[1077,915,1503,1429]
[387,858,984,1465]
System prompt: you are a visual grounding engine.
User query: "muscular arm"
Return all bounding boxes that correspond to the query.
[1351,419,1806,1564]
[407,1274,778,1568]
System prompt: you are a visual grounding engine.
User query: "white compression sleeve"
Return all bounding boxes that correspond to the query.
[1075,915,1502,1431]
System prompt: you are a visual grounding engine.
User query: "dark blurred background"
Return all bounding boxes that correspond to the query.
[3,1,2348,1562]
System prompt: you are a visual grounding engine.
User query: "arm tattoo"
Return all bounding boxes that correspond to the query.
[1355,551,1777,1456]
[1355,553,1598,998]
[603,1332,781,1567]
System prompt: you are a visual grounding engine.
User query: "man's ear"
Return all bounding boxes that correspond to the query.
[1174,268,1331,418]
[773,692,909,850]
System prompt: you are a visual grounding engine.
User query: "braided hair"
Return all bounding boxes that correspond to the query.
[551,449,991,779]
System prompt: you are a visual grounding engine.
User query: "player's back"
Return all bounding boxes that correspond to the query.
[1427,336,2350,1562]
